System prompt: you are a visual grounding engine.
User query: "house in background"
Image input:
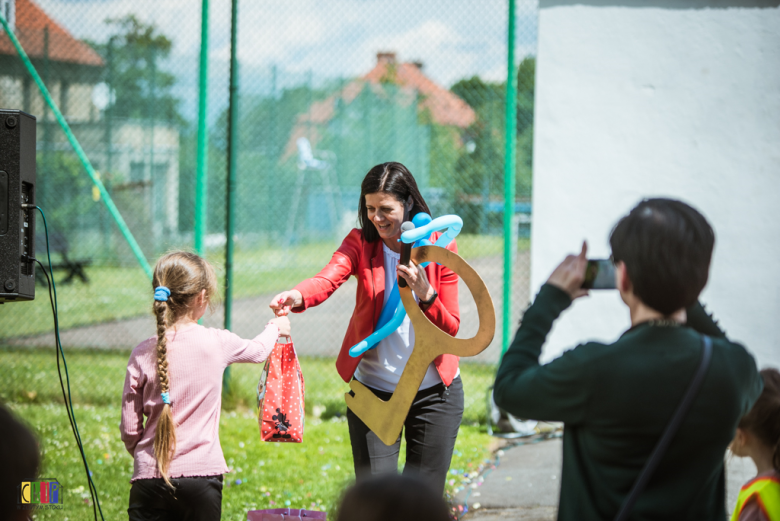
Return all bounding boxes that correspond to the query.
[286,52,475,166]
[0,0,180,258]
[0,0,102,121]
[282,51,476,236]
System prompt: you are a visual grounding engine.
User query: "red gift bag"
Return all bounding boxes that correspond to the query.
[247,508,326,520]
[257,336,305,442]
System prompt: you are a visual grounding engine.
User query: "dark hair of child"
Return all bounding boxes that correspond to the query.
[335,474,451,521]
[0,404,40,521]
[739,368,780,471]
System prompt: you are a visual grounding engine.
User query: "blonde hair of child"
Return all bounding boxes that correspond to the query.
[152,251,217,488]
[738,368,780,471]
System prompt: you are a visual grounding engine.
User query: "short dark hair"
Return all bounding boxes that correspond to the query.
[0,404,40,520]
[738,368,780,471]
[609,198,714,315]
[335,474,450,521]
[358,162,431,243]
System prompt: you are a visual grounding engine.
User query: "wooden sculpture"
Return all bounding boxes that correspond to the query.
[344,245,496,445]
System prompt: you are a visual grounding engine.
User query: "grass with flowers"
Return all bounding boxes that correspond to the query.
[2,347,496,520]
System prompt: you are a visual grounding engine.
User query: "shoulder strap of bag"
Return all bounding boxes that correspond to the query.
[614,335,713,521]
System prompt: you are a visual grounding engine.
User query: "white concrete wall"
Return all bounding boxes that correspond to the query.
[531,0,780,367]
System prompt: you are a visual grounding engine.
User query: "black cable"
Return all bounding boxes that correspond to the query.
[33,206,104,521]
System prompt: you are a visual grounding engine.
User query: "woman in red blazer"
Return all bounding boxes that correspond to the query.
[270,162,462,495]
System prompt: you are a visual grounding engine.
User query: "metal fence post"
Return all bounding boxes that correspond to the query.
[223,0,240,392]
[502,0,518,358]
[194,0,209,255]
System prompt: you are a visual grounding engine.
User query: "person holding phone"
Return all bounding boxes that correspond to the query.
[494,198,762,520]
[269,162,461,496]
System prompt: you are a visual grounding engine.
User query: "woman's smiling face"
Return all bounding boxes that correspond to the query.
[364,192,411,243]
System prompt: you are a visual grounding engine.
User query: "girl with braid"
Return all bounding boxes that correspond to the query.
[120,252,290,521]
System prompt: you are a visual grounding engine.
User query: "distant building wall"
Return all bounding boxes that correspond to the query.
[0,75,22,106]
[531,0,780,366]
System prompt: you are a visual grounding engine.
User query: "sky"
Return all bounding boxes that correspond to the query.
[36,0,539,121]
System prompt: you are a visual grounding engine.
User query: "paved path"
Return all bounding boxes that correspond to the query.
[8,253,530,363]
[457,436,758,520]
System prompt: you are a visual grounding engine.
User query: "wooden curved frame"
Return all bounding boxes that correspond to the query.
[344,245,496,445]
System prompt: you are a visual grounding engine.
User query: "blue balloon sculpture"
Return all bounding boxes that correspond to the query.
[348,213,463,358]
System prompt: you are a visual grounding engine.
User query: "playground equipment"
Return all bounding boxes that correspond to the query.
[286,137,342,245]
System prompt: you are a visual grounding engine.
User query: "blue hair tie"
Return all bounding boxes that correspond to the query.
[161,392,171,405]
[154,286,171,302]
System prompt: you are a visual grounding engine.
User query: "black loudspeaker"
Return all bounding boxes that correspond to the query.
[0,109,36,303]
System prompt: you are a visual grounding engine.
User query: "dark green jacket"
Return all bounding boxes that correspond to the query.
[494,284,763,521]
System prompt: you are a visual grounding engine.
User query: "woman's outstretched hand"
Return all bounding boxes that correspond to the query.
[269,290,303,317]
[269,316,291,337]
[397,262,435,302]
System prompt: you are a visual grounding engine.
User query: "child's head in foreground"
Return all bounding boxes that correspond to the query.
[731,368,780,472]
[335,474,450,521]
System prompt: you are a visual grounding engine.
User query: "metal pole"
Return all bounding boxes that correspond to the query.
[103,36,115,261]
[194,0,209,255]
[0,11,153,279]
[501,0,518,357]
[106,37,114,176]
[149,47,158,244]
[42,27,49,208]
[223,0,240,392]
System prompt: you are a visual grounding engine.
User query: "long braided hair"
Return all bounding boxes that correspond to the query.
[152,252,217,488]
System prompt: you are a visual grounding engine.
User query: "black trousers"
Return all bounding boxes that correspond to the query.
[346,375,464,496]
[128,475,223,521]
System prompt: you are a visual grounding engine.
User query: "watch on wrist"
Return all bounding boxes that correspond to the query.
[420,289,438,309]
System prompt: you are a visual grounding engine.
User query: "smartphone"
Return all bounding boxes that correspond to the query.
[582,259,616,290]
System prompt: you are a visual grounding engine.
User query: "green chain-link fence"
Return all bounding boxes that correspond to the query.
[0,0,537,440]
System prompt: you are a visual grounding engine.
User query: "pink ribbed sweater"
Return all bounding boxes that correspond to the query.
[120,323,279,482]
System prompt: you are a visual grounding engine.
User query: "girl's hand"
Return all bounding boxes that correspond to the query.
[397,261,435,302]
[269,316,291,337]
[547,241,590,300]
[269,290,303,316]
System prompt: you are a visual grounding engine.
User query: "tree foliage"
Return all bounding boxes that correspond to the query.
[39,152,94,236]
[450,55,535,201]
[91,15,183,125]
[446,57,535,232]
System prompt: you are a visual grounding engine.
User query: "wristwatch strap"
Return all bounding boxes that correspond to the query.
[420,289,438,309]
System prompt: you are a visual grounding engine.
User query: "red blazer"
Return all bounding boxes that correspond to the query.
[293,228,460,386]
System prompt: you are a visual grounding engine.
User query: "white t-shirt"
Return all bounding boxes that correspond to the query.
[353,243,444,393]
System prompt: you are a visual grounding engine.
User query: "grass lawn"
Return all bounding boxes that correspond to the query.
[0,235,528,340]
[2,347,498,519]
[1,234,513,518]
[0,348,496,424]
[9,403,491,520]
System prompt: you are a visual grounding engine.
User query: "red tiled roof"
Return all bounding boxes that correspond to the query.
[0,0,104,67]
[363,58,475,128]
[283,54,475,159]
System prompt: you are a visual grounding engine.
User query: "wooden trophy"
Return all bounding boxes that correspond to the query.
[344,245,496,445]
